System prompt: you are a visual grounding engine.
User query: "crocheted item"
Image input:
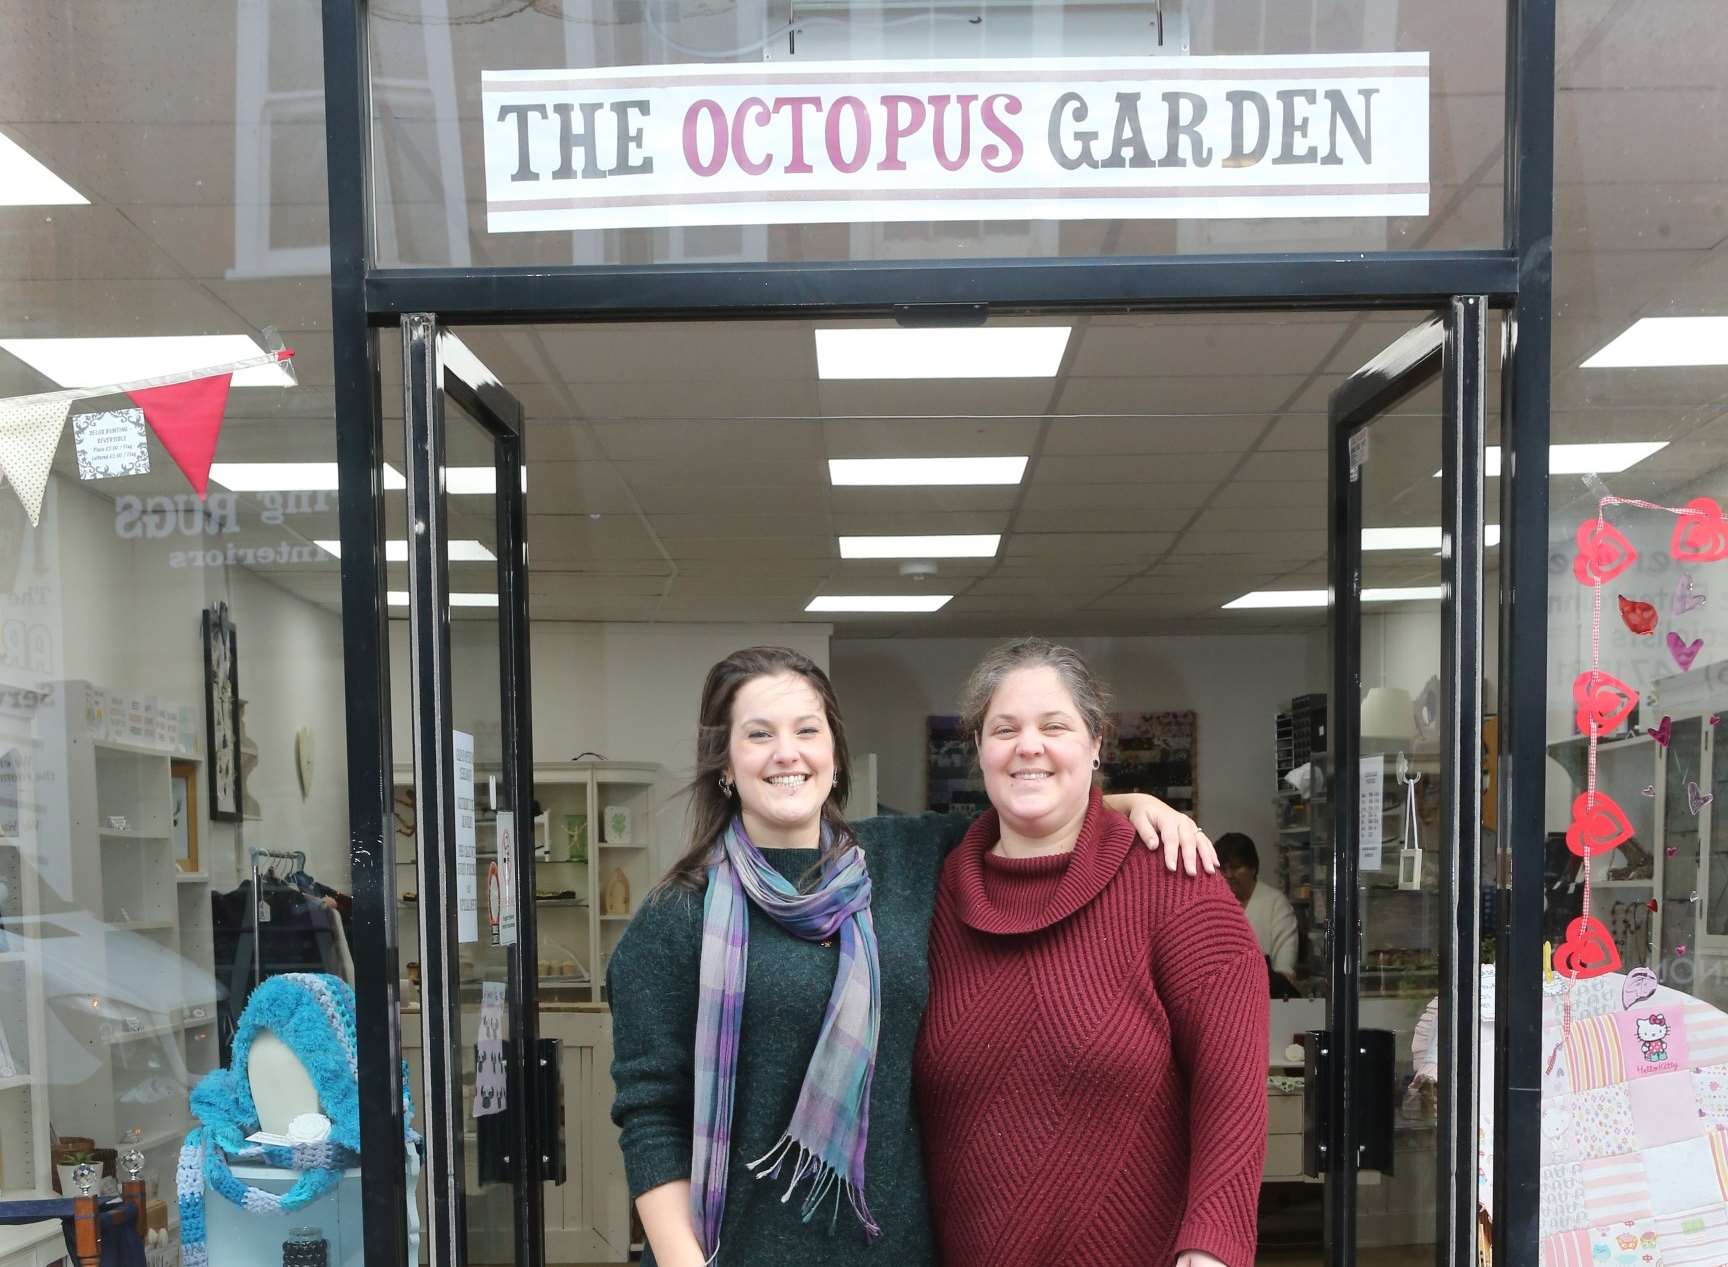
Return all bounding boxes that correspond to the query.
[175,974,415,1267]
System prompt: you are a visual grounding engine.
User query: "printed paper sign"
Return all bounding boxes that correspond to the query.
[473,980,508,1117]
[72,409,150,480]
[455,730,478,943]
[482,54,1428,233]
[1359,754,1385,871]
[496,810,518,948]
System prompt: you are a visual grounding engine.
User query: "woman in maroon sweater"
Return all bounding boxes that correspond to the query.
[915,637,1269,1267]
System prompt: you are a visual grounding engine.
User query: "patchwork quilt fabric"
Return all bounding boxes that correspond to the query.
[1541,972,1728,1267]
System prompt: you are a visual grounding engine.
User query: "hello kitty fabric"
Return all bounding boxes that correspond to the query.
[1541,972,1728,1266]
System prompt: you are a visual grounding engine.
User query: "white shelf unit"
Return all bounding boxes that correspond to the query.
[393,761,659,1006]
[28,681,218,1192]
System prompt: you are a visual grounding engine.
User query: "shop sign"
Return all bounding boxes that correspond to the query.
[482,53,1428,233]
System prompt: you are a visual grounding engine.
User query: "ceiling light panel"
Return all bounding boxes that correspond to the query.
[1363,526,1502,550]
[1432,444,1667,478]
[828,457,1029,486]
[209,463,407,491]
[316,540,495,562]
[0,335,295,387]
[815,327,1071,379]
[838,534,1000,559]
[388,591,499,608]
[1582,317,1728,368]
[805,595,954,613]
[1222,585,1446,609]
[0,132,88,205]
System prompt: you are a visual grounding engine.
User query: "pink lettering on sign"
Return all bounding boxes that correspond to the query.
[825,96,872,174]
[684,99,728,177]
[980,94,1025,173]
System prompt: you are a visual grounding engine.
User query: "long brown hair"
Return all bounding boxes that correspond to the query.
[657,646,855,894]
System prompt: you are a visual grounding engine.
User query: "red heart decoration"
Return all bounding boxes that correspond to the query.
[1574,519,1637,586]
[1565,791,1634,858]
[1552,915,1621,980]
[1617,594,1659,635]
[1671,496,1728,563]
[1572,670,1638,736]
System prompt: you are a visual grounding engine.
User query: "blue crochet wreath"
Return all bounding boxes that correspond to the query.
[175,974,415,1267]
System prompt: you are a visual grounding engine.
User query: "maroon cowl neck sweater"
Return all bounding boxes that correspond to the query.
[914,789,1270,1267]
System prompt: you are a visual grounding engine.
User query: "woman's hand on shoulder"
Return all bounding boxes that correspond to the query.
[1103,792,1218,876]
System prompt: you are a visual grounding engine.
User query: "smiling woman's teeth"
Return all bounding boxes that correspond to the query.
[1012,772,1051,780]
[767,774,809,786]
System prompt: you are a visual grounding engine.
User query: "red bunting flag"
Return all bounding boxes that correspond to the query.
[128,372,233,499]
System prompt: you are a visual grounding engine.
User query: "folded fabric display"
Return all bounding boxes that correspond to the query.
[175,973,415,1267]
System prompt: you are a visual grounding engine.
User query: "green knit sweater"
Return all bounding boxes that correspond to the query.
[606,813,967,1267]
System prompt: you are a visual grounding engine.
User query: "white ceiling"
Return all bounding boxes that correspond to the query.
[1,0,1725,639]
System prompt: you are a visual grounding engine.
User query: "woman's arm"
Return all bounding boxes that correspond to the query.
[635,1180,706,1267]
[1156,887,1270,1267]
[607,893,707,1265]
[1103,792,1218,875]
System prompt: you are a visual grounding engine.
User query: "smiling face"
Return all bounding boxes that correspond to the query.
[724,671,836,848]
[977,665,1103,843]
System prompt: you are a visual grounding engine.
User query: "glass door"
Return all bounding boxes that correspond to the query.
[401,313,545,1267]
[1314,299,1488,1267]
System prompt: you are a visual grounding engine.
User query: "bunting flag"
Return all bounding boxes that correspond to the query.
[0,345,293,522]
[128,372,233,499]
[0,396,74,525]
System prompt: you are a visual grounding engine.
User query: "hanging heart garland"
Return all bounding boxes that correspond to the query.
[1671,496,1728,563]
[1553,915,1621,980]
[1574,519,1637,585]
[1565,791,1634,858]
[1572,669,1638,736]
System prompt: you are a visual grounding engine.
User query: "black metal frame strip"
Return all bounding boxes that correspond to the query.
[1495,4,1557,1266]
[1326,312,1450,1267]
[1438,296,1487,1267]
[441,347,545,1267]
[362,251,1520,324]
[318,3,411,1265]
[402,312,469,1265]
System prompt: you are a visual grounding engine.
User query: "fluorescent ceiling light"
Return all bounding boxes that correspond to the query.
[387,591,499,608]
[1223,585,1446,610]
[316,539,495,562]
[1432,444,1667,479]
[838,534,1000,559]
[1363,526,1502,550]
[1582,317,1728,368]
[815,327,1071,379]
[437,331,501,388]
[0,132,87,205]
[0,335,294,387]
[828,457,1028,486]
[445,467,527,495]
[805,594,953,613]
[209,463,408,492]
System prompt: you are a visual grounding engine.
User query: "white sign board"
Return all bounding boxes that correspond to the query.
[72,409,150,480]
[1359,754,1385,872]
[482,54,1429,233]
[473,980,507,1118]
[455,730,477,943]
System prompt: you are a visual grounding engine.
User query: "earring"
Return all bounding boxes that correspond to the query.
[832,771,840,787]
[718,774,734,797]
[1092,756,1102,771]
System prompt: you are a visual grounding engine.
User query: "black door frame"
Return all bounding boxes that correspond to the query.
[320,2,1555,1264]
[1325,299,1488,1265]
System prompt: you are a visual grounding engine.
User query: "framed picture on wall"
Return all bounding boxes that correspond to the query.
[172,759,199,873]
[202,603,242,822]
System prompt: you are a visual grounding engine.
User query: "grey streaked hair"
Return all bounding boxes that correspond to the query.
[958,636,1115,746]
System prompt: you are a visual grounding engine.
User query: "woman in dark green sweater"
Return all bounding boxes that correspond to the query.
[607,646,1212,1267]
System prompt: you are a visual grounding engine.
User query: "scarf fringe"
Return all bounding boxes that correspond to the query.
[747,1133,881,1242]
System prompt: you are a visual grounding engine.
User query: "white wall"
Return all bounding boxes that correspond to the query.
[830,633,1323,857]
[391,621,832,874]
[49,479,352,892]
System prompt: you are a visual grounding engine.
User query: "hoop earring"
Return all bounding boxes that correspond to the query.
[1092,756,1102,771]
[718,774,734,797]
[832,771,840,788]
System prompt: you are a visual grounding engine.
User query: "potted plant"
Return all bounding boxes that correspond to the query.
[52,1143,97,1195]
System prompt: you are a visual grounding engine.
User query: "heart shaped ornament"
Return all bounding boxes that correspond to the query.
[1668,631,1704,672]
[1688,780,1714,816]
[1673,572,1707,616]
[1648,716,1673,748]
[1621,966,1659,1009]
[1671,496,1728,563]
[1553,915,1621,980]
[1572,670,1638,736]
[1565,791,1634,858]
[1617,595,1659,635]
[1574,519,1638,586]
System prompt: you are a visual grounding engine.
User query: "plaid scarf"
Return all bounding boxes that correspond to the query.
[692,817,882,1258]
